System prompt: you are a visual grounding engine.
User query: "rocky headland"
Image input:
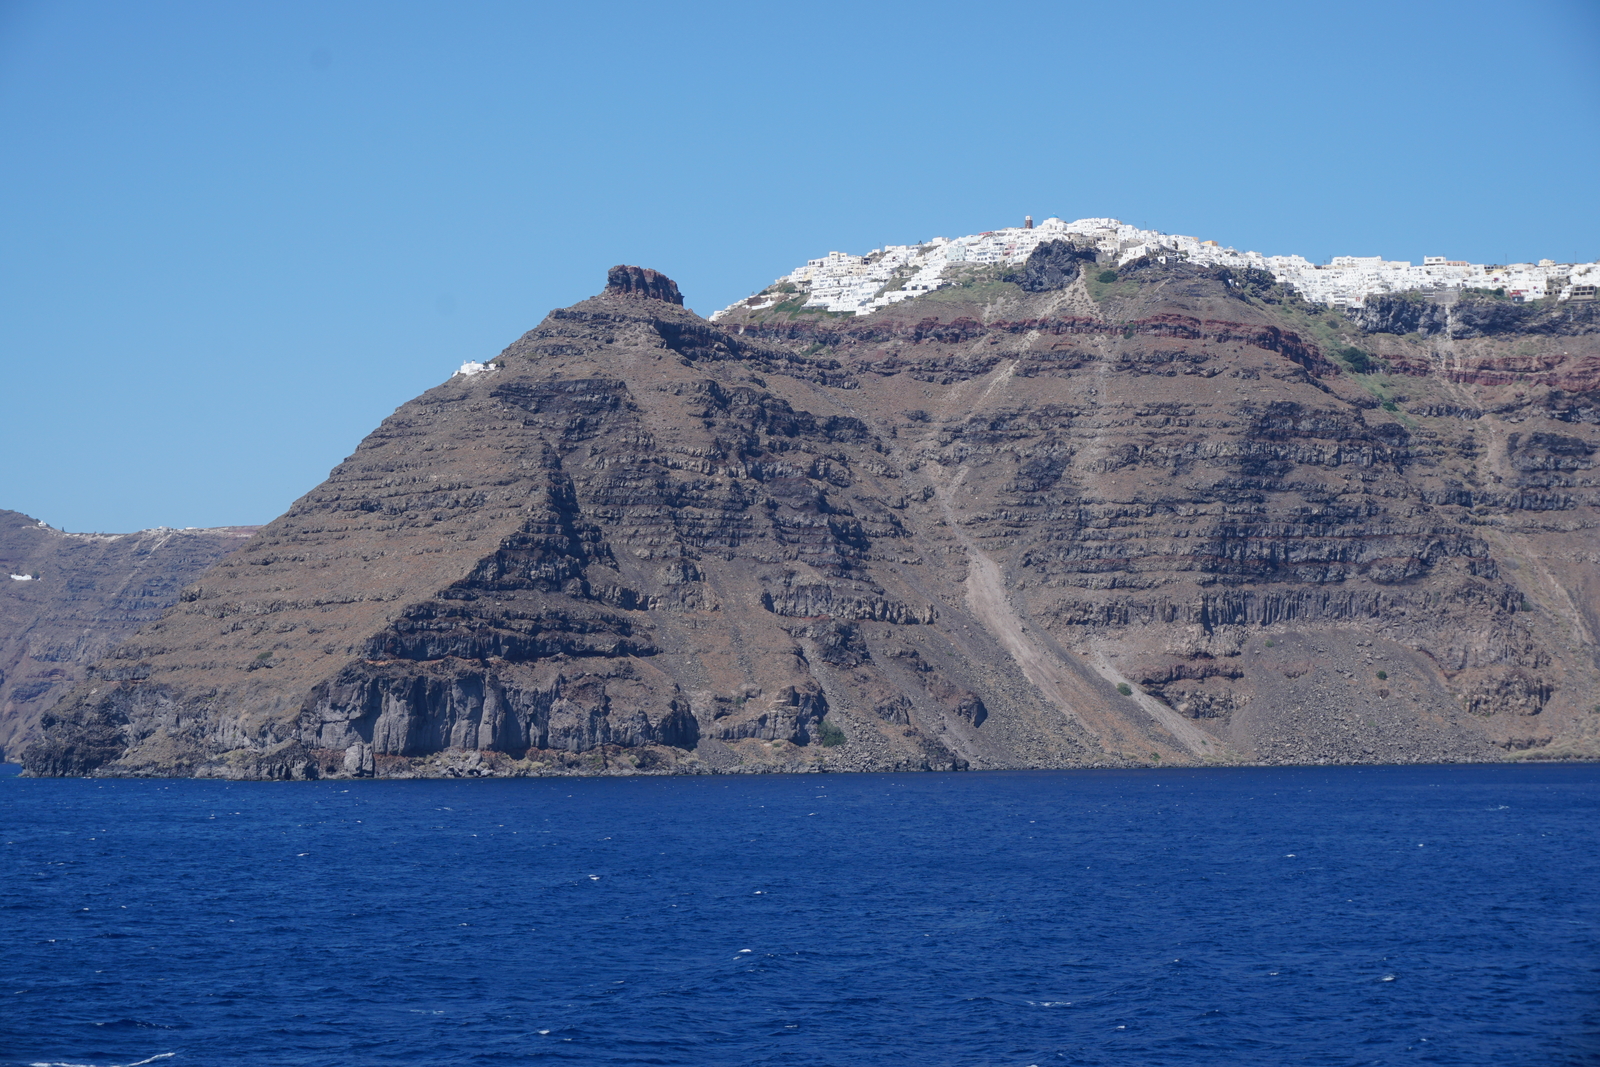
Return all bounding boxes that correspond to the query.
[23,254,1600,778]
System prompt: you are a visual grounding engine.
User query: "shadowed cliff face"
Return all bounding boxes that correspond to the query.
[1353,293,1600,340]
[0,513,256,761]
[24,255,1600,778]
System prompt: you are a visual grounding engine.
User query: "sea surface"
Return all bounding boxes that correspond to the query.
[3,763,1597,1066]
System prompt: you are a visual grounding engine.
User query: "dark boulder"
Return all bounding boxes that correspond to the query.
[1350,295,1446,335]
[1007,240,1097,292]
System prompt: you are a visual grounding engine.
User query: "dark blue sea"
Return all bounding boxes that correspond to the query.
[3,763,1597,1066]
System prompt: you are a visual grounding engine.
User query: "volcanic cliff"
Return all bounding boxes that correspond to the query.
[0,512,255,760]
[24,256,1600,778]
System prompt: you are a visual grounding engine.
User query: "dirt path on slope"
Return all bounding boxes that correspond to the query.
[934,448,1215,759]
[821,353,1221,760]
[1084,647,1218,756]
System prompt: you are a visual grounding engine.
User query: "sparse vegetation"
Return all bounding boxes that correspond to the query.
[1325,345,1418,427]
[1265,639,1276,648]
[1116,682,1133,697]
[764,297,852,321]
[899,263,1019,306]
[1087,271,1142,304]
[921,279,1021,305]
[873,271,914,298]
[1336,345,1378,374]
[817,719,846,747]
[255,651,273,661]
[1238,288,1355,359]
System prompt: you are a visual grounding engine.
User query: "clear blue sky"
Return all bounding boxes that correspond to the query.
[3,0,1597,532]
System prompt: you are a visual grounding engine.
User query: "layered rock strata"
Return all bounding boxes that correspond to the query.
[0,512,255,759]
[25,253,1600,777]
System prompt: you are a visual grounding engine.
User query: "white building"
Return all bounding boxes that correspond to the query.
[712,217,1600,319]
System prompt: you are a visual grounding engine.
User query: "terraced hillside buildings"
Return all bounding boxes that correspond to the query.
[718,217,1600,319]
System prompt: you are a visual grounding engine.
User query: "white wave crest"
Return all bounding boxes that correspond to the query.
[31,1052,176,1067]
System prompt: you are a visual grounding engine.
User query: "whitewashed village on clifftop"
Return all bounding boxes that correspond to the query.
[713,216,1600,320]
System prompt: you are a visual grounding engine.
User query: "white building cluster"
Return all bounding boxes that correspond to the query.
[713,217,1600,319]
[1254,252,1600,309]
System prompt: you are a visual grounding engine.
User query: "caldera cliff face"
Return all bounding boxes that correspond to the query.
[0,513,256,762]
[24,259,1600,777]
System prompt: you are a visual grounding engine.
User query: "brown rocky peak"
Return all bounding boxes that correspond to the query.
[605,264,684,305]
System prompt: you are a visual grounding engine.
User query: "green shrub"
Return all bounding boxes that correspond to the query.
[817,720,846,747]
[1337,345,1376,374]
[255,651,273,661]
[1376,670,1387,681]
[1381,400,1399,412]
[1116,682,1133,697]
[1098,270,1118,284]
[1264,639,1276,648]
